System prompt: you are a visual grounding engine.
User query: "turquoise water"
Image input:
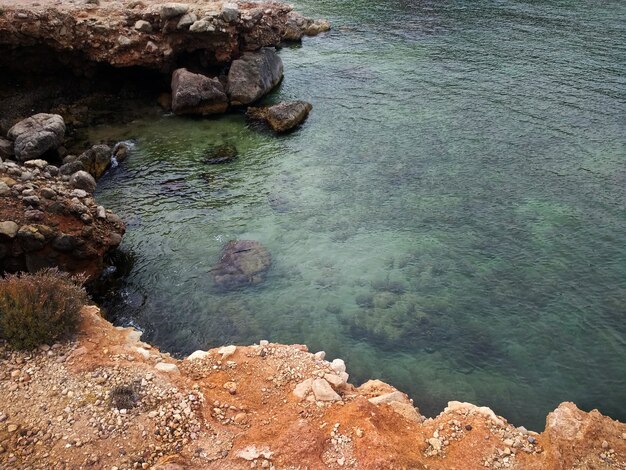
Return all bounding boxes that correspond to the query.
[94,0,626,429]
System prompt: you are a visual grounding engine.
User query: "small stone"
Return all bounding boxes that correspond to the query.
[218,345,237,360]
[428,437,442,451]
[527,436,537,445]
[330,359,346,374]
[601,440,609,449]
[223,381,237,395]
[314,351,326,360]
[134,20,152,33]
[465,424,473,431]
[155,362,179,373]
[7,424,18,433]
[293,378,313,399]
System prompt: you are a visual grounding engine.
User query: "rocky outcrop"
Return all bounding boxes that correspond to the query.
[284,11,332,41]
[248,100,313,133]
[204,144,238,164]
[212,240,271,289]
[0,0,329,73]
[6,113,65,162]
[226,48,284,106]
[0,305,623,469]
[171,68,228,115]
[0,159,124,280]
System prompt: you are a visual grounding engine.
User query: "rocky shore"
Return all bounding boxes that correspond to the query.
[0,305,624,469]
[0,2,624,469]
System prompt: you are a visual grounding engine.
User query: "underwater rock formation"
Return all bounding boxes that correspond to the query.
[212,240,271,289]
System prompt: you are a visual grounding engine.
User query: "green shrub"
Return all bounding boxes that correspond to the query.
[0,269,88,350]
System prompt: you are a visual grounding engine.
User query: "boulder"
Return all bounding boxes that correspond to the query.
[171,68,228,115]
[212,240,271,289]
[7,114,65,162]
[311,378,341,402]
[247,101,312,133]
[70,171,97,193]
[78,144,112,179]
[226,48,284,106]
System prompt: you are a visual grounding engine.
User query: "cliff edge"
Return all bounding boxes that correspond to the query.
[0,306,623,469]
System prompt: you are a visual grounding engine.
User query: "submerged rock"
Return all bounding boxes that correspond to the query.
[7,114,66,162]
[248,101,312,133]
[171,68,228,116]
[204,144,238,164]
[226,48,284,106]
[212,240,271,289]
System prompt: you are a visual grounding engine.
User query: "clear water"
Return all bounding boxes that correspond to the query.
[94,0,626,430]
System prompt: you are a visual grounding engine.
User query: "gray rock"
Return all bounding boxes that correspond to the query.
[134,20,152,33]
[177,12,197,29]
[0,181,9,196]
[7,113,65,162]
[311,378,341,402]
[189,18,215,33]
[212,240,271,289]
[221,3,239,22]
[293,378,313,399]
[226,48,283,106]
[70,171,97,193]
[0,221,19,240]
[171,68,228,115]
[0,137,14,159]
[59,160,85,176]
[161,3,189,19]
[24,159,48,169]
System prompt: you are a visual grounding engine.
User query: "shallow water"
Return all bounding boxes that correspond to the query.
[94,0,626,429]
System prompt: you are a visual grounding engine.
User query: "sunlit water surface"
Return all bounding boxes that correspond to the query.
[94,0,626,429]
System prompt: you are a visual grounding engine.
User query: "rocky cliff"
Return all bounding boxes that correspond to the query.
[0,306,623,469]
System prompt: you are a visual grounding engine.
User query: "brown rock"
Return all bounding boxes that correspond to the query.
[171,69,228,115]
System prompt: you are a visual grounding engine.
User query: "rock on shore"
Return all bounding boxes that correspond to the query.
[0,305,623,469]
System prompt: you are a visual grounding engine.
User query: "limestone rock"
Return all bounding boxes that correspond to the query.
[155,362,180,373]
[7,114,65,162]
[189,18,216,33]
[177,12,197,30]
[247,101,312,133]
[134,20,152,33]
[70,171,97,193]
[212,240,271,289]
[218,345,237,360]
[293,378,313,399]
[311,378,341,402]
[0,221,19,240]
[226,48,284,106]
[187,350,209,361]
[160,3,189,20]
[171,68,228,115]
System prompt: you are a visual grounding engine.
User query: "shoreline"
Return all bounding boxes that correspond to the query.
[0,305,624,469]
